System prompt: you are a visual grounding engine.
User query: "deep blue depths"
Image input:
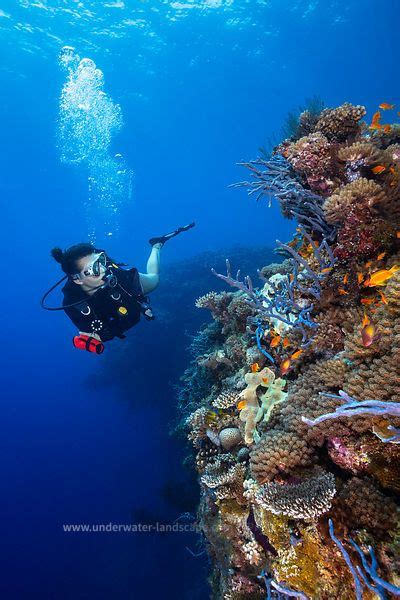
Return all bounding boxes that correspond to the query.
[0,1,399,598]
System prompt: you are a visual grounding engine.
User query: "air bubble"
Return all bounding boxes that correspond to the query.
[57,48,133,239]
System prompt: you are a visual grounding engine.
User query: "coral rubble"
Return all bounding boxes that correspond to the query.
[180,102,400,599]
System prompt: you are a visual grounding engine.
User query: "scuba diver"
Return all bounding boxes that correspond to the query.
[42,223,195,354]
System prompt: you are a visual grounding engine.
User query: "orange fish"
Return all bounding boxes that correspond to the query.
[397,231,400,238]
[280,358,291,376]
[371,110,381,124]
[383,124,392,133]
[270,336,281,348]
[357,272,364,284]
[282,337,291,349]
[364,265,400,287]
[361,297,376,305]
[379,291,388,305]
[361,314,379,347]
[365,261,373,268]
[261,377,269,385]
[372,165,386,175]
[379,103,395,110]
[251,363,260,373]
[338,288,349,295]
[369,123,383,130]
[237,399,247,411]
[377,251,386,260]
[291,349,303,360]
[343,273,349,284]
[321,267,333,274]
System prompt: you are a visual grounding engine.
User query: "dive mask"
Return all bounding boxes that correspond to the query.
[72,252,107,281]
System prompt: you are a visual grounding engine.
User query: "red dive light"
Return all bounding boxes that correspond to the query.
[73,334,104,354]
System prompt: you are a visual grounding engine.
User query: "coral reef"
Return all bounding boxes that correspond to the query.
[179,101,400,599]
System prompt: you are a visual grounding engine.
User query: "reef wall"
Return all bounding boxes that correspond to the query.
[180,102,400,599]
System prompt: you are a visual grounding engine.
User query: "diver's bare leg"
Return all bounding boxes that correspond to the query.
[139,243,162,293]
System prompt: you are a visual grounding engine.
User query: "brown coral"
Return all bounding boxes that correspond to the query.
[195,290,232,323]
[385,268,400,315]
[323,178,386,224]
[286,132,337,195]
[343,352,400,403]
[296,108,321,138]
[201,455,246,489]
[338,141,381,169]
[250,430,315,483]
[254,470,336,520]
[227,295,255,329]
[333,476,398,535]
[315,102,366,141]
[367,443,400,493]
[333,206,396,261]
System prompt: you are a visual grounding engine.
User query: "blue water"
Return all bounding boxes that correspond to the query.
[1,1,398,598]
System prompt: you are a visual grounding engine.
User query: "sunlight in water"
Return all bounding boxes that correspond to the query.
[58,46,133,240]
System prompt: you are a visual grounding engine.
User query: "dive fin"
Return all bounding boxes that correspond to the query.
[149,222,195,246]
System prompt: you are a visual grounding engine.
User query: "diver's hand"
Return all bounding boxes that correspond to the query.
[79,331,102,341]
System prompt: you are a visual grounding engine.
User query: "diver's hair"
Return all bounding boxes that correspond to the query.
[50,243,96,275]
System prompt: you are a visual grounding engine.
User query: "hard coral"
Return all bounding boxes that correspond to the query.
[343,351,400,403]
[212,390,239,409]
[201,458,245,489]
[286,132,338,195]
[323,178,386,224]
[334,205,395,261]
[333,477,398,535]
[250,430,315,483]
[219,427,242,450]
[254,470,336,520]
[315,102,366,142]
[338,141,382,182]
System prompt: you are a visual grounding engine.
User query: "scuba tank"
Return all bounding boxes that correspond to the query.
[73,334,105,354]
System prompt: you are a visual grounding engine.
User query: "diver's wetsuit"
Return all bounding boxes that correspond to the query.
[62,264,150,342]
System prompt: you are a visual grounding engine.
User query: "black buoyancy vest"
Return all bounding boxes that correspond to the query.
[62,265,151,342]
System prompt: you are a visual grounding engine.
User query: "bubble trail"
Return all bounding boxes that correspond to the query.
[58,46,133,240]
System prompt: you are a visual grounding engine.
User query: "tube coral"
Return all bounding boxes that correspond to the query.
[303,389,399,419]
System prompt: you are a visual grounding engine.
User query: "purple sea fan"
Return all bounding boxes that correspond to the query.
[232,153,335,240]
[329,519,400,599]
[302,391,400,442]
